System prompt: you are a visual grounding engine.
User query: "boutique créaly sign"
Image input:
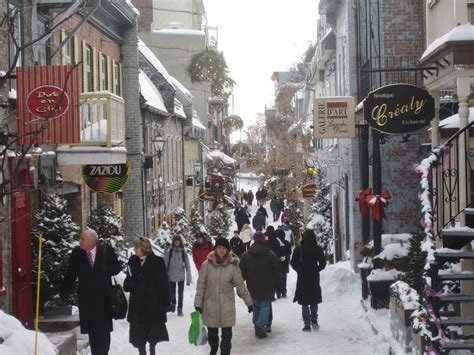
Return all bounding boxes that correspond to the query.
[314,96,355,139]
[364,84,435,134]
[82,161,130,194]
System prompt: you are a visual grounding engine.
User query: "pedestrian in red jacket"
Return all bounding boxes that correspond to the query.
[192,233,213,271]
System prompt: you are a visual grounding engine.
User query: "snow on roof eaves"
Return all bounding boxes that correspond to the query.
[192,117,206,130]
[439,107,474,129]
[170,76,194,102]
[153,28,205,37]
[138,39,175,88]
[174,98,186,119]
[421,23,474,61]
[209,150,237,165]
[139,70,168,115]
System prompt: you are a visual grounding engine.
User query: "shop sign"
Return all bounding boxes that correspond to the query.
[17,65,80,144]
[27,85,69,119]
[314,96,355,139]
[306,156,344,168]
[364,84,435,134]
[81,161,130,194]
[302,183,317,199]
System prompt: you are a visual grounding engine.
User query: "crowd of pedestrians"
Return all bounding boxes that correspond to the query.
[60,192,327,355]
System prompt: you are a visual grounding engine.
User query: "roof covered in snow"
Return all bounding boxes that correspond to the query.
[138,39,174,88]
[193,117,206,130]
[153,28,205,37]
[170,75,193,106]
[139,70,168,114]
[174,98,186,119]
[421,23,474,61]
[438,108,474,129]
[209,150,237,165]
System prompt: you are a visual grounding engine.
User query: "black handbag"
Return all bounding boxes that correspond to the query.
[109,277,128,320]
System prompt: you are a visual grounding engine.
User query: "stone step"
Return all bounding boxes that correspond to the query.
[435,251,474,261]
[440,294,474,303]
[441,228,474,249]
[443,340,474,351]
[464,208,474,216]
[45,332,77,355]
[439,273,474,281]
[38,314,80,333]
[441,317,474,327]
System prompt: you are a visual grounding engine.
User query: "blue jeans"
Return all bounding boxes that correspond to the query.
[252,300,271,328]
[302,304,318,326]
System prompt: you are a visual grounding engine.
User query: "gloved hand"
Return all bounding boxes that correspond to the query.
[247,305,253,313]
[195,307,203,313]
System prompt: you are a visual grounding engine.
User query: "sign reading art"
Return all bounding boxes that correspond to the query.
[314,96,355,139]
[82,161,130,194]
[364,84,435,134]
[27,85,69,119]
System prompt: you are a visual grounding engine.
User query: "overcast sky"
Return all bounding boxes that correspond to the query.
[204,0,319,128]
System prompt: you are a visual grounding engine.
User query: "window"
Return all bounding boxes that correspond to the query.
[101,54,108,90]
[64,33,73,64]
[85,44,93,92]
[114,62,121,96]
[33,21,47,65]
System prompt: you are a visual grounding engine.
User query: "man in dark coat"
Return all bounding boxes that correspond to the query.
[270,197,279,222]
[233,202,250,232]
[124,238,170,355]
[290,229,326,332]
[62,229,122,355]
[275,229,292,298]
[257,205,269,224]
[252,210,266,231]
[240,231,281,338]
[230,230,245,258]
[246,190,254,206]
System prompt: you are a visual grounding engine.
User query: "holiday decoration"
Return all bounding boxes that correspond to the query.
[206,204,231,238]
[403,231,427,294]
[355,187,373,214]
[367,190,391,221]
[171,207,192,251]
[187,49,235,99]
[32,190,80,307]
[189,203,208,237]
[156,221,172,250]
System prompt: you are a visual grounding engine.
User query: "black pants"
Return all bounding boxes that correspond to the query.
[208,327,232,355]
[88,330,111,355]
[169,281,184,308]
[277,273,288,297]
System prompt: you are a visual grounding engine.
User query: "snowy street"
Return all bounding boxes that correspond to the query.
[106,177,379,355]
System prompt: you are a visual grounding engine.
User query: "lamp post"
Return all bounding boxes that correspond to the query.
[153,135,166,226]
[193,161,201,206]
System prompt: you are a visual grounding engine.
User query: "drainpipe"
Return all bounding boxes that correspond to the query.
[182,123,186,211]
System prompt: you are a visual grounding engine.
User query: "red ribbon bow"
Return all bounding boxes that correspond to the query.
[367,190,391,221]
[355,188,373,214]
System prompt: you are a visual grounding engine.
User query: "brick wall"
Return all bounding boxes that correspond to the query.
[133,0,153,32]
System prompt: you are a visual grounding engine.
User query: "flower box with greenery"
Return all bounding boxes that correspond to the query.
[367,269,403,309]
[374,242,409,272]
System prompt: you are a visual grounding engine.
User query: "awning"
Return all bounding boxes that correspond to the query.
[209,150,237,166]
[139,70,168,115]
[174,98,186,119]
[439,108,474,129]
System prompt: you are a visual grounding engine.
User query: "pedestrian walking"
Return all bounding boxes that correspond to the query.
[239,224,253,252]
[230,230,245,258]
[290,229,327,332]
[192,233,213,271]
[240,189,247,204]
[62,229,122,355]
[270,197,279,222]
[275,229,292,298]
[164,236,192,317]
[124,237,170,355]
[257,204,269,222]
[234,202,250,232]
[194,238,253,355]
[240,231,281,339]
[246,189,254,206]
[281,223,294,246]
[252,210,266,231]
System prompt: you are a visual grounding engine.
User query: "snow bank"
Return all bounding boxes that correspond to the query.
[320,262,360,297]
[367,269,402,282]
[0,311,56,355]
[374,243,408,261]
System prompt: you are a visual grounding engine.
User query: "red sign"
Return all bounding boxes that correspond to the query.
[26,85,69,120]
[302,183,317,199]
[17,65,80,144]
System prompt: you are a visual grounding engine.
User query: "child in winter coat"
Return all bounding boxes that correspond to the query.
[164,236,192,317]
[192,233,213,271]
[194,238,253,355]
[239,224,253,252]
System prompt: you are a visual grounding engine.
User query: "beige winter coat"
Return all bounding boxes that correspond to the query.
[194,251,253,328]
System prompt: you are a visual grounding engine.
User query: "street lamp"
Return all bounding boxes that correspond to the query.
[153,135,166,227]
[193,162,201,176]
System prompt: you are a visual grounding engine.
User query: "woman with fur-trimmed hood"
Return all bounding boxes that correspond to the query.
[194,238,253,355]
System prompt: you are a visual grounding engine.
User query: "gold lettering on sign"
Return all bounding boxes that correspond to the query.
[371,96,427,127]
[318,103,326,134]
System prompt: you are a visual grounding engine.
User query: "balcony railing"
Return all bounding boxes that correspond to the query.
[69,91,125,147]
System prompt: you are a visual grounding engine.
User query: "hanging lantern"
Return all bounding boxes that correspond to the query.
[307,166,315,175]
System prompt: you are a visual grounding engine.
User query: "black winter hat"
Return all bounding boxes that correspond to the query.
[214,237,230,250]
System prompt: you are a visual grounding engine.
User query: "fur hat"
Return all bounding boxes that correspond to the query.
[214,237,230,250]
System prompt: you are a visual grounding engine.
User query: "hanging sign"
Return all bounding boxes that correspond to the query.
[27,85,69,119]
[364,84,435,134]
[314,96,355,139]
[82,161,130,194]
[302,183,317,199]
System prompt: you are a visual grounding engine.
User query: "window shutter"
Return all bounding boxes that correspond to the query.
[82,40,87,92]
[73,36,80,65]
[118,62,123,97]
[60,30,66,65]
[98,51,103,90]
[92,47,98,92]
[107,56,112,92]
[111,59,117,94]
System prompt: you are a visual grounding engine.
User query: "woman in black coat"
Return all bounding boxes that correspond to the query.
[290,229,326,332]
[124,238,171,355]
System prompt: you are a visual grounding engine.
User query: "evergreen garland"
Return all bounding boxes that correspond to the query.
[32,190,80,307]
[403,231,427,294]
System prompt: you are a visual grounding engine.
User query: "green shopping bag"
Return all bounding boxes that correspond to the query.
[188,310,208,346]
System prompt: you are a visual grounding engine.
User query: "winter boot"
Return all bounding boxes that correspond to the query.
[170,304,176,313]
[210,347,218,355]
[311,320,319,330]
[265,325,271,333]
[302,325,311,332]
[177,308,184,317]
[254,325,258,336]
[256,327,268,338]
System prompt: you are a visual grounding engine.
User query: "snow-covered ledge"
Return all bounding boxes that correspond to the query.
[57,146,127,165]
